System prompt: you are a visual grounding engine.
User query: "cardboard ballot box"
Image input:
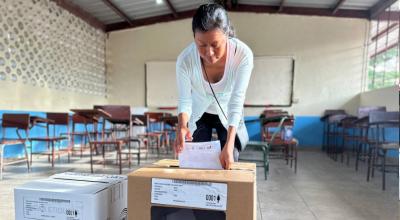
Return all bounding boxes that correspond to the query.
[14,172,127,220]
[128,159,256,220]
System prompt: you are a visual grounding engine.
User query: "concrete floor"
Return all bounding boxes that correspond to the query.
[0,149,398,220]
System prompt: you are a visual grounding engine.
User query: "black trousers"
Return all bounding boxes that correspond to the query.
[192,112,241,151]
[151,113,239,220]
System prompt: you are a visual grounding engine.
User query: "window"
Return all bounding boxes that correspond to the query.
[367,1,400,90]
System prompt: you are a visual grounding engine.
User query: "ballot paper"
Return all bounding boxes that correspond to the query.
[179,141,223,170]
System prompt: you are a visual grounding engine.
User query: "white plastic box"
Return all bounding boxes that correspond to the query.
[14,172,127,220]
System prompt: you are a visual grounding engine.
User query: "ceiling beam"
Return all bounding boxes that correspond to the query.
[101,0,134,26]
[369,0,397,19]
[106,4,371,32]
[52,0,105,31]
[332,0,346,15]
[106,10,196,32]
[278,0,286,13]
[232,4,369,19]
[165,0,178,18]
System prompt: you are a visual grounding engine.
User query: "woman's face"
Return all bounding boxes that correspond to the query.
[194,29,227,65]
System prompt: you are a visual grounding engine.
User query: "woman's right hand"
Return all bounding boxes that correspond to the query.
[175,126,192,154]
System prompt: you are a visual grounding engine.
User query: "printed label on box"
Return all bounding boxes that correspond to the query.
[23,196,83,220]
[151,178,227,211]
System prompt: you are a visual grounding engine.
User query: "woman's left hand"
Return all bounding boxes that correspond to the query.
[219,142,234,170]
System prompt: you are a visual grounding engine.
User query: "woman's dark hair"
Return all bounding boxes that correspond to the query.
[192,3,235,38]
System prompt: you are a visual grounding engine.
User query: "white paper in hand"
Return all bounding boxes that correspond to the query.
[179,141,223,170]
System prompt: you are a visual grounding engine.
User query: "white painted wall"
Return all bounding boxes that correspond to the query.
[0,81,107,112]
[360,86,399,111]
[107,12,368,117]
[0,11,368,116]
[0,0,107,112]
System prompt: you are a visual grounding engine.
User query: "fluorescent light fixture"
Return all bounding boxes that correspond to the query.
[156,0,163,5]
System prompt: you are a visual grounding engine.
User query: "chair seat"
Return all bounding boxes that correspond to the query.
[138,133,163,137]
[117,137,141,142]
[33,148,71,155]
[267,139,298,146]
[0,140,24,145]
[111,128,129,132]
[64,132,87,136]
[247,141,269,148]
[29,137,67,141]
[246,141,269,152]
[243,141,270,180]
[90,140,125,145]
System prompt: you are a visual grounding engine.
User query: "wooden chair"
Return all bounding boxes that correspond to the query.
[321,109,346,153]
[352,107,386,171]
[367,111,399,190]
[144,112,172,156]
[162,115,178,152]
[90,105,137,174]
[340,106,386,167]
[132,114,149,160]
[261,112,298,173]
[68,114,97,157]
[325,111,348,160]
[338,116,358,165]
[29,113,70,167]
[241,116,292,179]
[0,114,30,179]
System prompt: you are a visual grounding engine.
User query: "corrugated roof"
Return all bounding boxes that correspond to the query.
[69,0,123,24]
[341,0,381,10]
[66,0,397,31]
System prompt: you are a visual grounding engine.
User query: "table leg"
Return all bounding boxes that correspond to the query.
[118,142,122,174]
[90,143,94,173]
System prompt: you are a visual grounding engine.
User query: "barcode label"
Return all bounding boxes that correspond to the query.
[151,178,227,211]
[39,198,70,203]
[172,179,212,186]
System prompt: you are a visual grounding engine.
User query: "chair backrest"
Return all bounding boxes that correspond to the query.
[132,115,147,126]
[264,116,291,143]
[2,114,30,129]
[261,109,288,118]
[358,106,386,119]
[163,116,178,127]
[1,114,30,141]
[72,113,96,124]
[369,111,399,127]
[144,112,171,132]
[145,112,170,121]
[46,113,69,125]
[340,116,358,127]
[324,109,346,116]
[94,105,131,125]
[262,115,294,141]
[328,114,348,123]
[321,109,346,121]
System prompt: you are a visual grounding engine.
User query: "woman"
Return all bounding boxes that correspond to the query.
[175,3,253,170]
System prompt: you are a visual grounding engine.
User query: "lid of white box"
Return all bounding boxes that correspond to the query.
[16,172,127,194]
[50,172,127,184]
